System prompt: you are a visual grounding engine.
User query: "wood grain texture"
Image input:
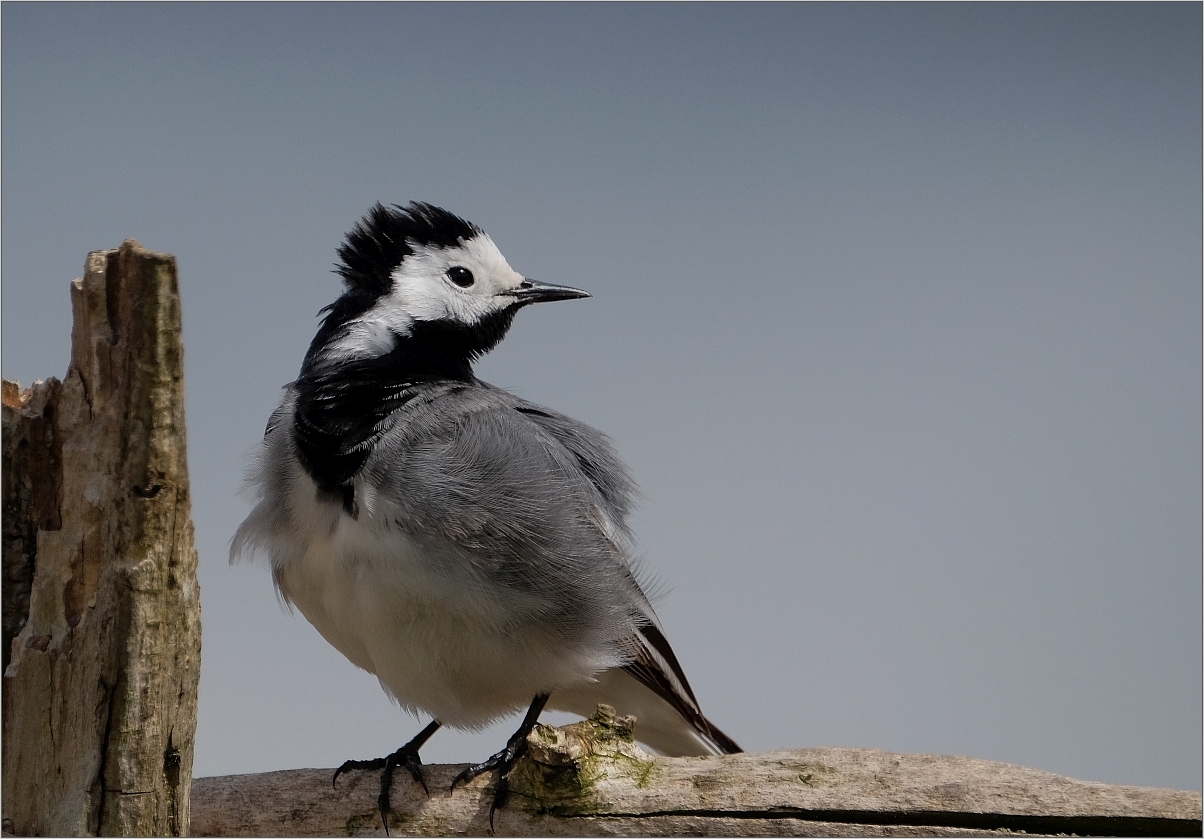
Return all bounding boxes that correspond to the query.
[191,707,1201,837]
[1,241,201,836]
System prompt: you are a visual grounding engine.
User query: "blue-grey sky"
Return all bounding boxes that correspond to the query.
[3,3,1200,793]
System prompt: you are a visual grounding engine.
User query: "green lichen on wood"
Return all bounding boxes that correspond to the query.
[385,809,411,833]
[623,751,658,789]
[510,704,659,819]
[343,811,374,836]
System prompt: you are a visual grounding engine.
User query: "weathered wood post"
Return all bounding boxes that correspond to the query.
[2,241,201,836]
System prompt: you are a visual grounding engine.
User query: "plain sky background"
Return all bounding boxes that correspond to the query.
[2,3,1200,793]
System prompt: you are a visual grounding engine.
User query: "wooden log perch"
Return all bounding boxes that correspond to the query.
[191,706,1201,837]
[1,241,202,836]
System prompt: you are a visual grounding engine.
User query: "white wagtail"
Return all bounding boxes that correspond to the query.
[232,202,740,828]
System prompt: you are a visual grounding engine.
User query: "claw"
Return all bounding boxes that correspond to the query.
[332,719,442,835]
[387,745,429,796]
[333,756,385,789]
[451,693,549,832]
[450,742,514,791]
[451,741,523,830]
[490,775,511,831]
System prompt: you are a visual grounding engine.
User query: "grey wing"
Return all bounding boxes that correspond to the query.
[359,383,651,646]
[506,395,741,754]
[361,383,739,751]
[490,391,740,753]
[505,397,640,542]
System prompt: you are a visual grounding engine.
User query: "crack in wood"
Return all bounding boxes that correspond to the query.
[573,807,1203,837]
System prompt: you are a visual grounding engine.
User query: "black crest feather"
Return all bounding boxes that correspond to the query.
[335,202,483,295]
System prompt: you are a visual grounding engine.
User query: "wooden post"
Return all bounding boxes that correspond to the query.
[190,706,1202,837]
[1,241,201,836]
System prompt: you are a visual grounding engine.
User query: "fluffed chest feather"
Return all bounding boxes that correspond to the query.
[269,489,623,727]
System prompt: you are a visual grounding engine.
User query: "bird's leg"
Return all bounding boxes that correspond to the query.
[332,719,442,834]
[451,693,550,831]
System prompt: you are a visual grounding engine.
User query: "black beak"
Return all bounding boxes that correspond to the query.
[509,279,591,305]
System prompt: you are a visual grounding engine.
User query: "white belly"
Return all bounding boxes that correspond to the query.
[273,513,619,729]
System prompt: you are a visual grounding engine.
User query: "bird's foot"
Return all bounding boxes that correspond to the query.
[450,735,526,832]
[451,693,549,832]
[332,720,441,836]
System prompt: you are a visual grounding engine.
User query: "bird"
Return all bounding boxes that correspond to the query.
[231,201,740,829]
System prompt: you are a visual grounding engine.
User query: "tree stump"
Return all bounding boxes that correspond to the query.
[1,241,202,836]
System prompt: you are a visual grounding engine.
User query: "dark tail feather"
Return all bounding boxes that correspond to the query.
[622,623,742,755]
[699,714,742,755]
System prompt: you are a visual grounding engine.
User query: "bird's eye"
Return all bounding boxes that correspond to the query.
[447,266,474,288]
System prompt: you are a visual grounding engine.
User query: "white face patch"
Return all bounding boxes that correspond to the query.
[388,235,526,326]
[315,233,526,367]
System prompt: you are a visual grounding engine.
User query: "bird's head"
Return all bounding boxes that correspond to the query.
[304,202,589,375]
